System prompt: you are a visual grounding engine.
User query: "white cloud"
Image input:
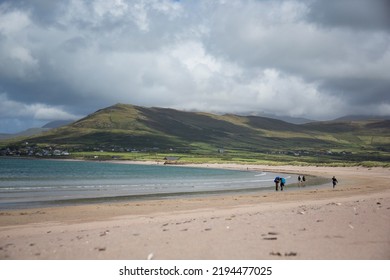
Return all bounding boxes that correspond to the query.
[92,0,129,18]
[9,46,38,66]
[0,5,30,35]
[0,0,389,133]
[30,104,78,120]
[0,93,80,121]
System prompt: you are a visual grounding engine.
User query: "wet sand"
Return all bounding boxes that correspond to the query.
[0,164,389,259]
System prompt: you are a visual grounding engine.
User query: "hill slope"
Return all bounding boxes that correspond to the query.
[2,103,390,164]
[19,104,321,150]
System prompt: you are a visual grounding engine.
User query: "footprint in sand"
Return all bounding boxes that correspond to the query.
[263,232,279,240]
[270,251,298,257]
[95,247,106,252]
[100,230,110,237]
[225,214,236,220]
[284,252,297,257]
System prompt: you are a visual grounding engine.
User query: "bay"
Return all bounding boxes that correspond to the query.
[0,158,290,209]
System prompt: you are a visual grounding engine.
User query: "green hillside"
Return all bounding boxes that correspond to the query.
[2,103,390,166]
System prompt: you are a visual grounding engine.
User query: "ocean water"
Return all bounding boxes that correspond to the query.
[0,158,291,209]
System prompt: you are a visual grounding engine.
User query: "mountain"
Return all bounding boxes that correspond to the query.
[0,128,50,140]
[0,133,11,140]
[18,104,316,150]
[2,103,389,164]
[332,115,390,122]
[243,112,315,124]
[42,120,74,129]
[266,115,314,124]
[0,120,75,140]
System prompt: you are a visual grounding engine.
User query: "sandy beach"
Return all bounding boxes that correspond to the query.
[0,164,389,260]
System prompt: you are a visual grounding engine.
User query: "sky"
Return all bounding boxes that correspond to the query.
[1,0,390,133]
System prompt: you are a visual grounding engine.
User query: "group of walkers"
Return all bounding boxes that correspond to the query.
[274,174,339,191]
[297,175,306,186]
[273,175,305,191]
[273,176,286,191]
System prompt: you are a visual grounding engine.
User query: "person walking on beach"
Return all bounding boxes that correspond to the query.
[274,177,280,191]
[280,177,286,191]
[298,175,301,187]
[332,176,338,188]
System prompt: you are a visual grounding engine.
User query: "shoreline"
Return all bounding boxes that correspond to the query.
[0,158,327,211]
[0,164,389,259]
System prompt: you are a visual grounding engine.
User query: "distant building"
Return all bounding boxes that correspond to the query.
[163,156,180,164]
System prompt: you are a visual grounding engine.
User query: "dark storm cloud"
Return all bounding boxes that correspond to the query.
[320,77,390,105]
[10,0,66,26]
[0,0,389,133]
[306,0,390,31]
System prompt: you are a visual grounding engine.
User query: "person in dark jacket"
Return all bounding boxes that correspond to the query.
[332,176,338,188]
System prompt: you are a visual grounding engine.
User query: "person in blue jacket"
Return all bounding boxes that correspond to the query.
[274,176,280,191]
[280,177,286,191]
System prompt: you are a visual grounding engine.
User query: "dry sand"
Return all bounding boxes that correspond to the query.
[0,164,389,260]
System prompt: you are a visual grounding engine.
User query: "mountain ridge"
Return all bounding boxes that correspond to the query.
[1,103,389,165]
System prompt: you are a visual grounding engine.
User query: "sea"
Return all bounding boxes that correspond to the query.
[0,158,293,209]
